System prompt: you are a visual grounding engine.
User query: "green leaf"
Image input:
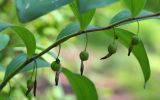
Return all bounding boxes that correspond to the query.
[0,21,36,58]
[0,21,12,31]
[123,0,146,16]
[11,26,36,58]
[9,43,56,59]
[62,68,98,100]
[78,0,118,13]
[110,10,132,24]
[105,28,150,84]
[21,58,50,72]
[145,0,160,12]
[56,23,80,41]
[70,0,95,30]
[36,45,56,58]
[0,34,10,51]
[4,54,26,80]
[56,23,94,41]
[110,10,156,24]
[16,0,72,23]
[0,64,5,72]
[4,54,50,80]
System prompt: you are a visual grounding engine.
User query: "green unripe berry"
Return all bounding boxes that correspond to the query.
[108,43,117,54]
[51,59,61,71]
[79,51,89,61]
[131,35,140,45]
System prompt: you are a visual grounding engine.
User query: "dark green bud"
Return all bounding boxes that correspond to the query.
[108,43,117,54]
[51,59,61,71]
[131,35,140,45]
[27,79,34,89]
[79,51,89,61]
[26,78,34,96]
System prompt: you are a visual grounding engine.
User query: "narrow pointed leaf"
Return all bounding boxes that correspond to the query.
[56,23,80,41]
[21,58,50,72]
[78,0,118,13]
[0,21,12,31]
[123,0,147,16]
[4,54,50,81]
[4,54,26,80]
[105,28,150,83]
[0,21,36,58]
[110,10,158,24]
[110,10,132,24]
[11,26,36,58]
[70,0,95,30]
[145,0,160,12]
[0,34,10,51]
[0,64,5,72]
[16,0,72,22]
[56,23,94,41]
[62,68,98,100]
[9,43,56,58]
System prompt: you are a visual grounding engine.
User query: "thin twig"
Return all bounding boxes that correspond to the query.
[84,33,88,51]
[56,45,61,59]
[0,12,160,91]
[136,20,140,36]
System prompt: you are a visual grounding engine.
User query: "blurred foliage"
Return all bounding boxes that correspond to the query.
[1,0,160,100]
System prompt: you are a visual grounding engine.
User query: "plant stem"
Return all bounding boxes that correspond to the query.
[0,12,160,91]
[84,33,88,51]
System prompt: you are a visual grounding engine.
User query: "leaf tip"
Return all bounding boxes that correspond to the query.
[144,82,147,89]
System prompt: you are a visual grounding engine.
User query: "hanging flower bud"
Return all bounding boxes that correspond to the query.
[55,71,60,86]
[25,79,34,96]
[79,51,89,76]
[80,61,84,76]
[51,58,61,72]
[128,35,140,56]
[55,68,62,86]
[79,51,89,61]
[51,58,61,86]
[101,42,117,60]
[128,45,133,56]
[100,53,112,60]
[131,35,140,45]
[108,42,117,54]
[33,79,37,97]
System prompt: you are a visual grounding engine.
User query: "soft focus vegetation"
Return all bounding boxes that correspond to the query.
[1,0,160,100]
